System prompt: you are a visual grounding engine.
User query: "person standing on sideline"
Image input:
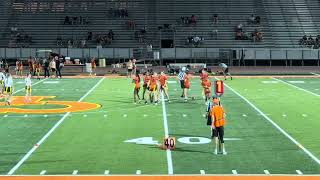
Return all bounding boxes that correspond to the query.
[177,67,187,99]
[127,60,133,78]
[210,98,227,155]
[219,63,232,80]
[183,71,190,102]
[49,58,56,78]
[90,57,96,76]
[55,58,62,78]
[43,59,50,78]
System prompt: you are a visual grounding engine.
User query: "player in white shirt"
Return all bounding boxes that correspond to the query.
[0,69,5,96]
[4,73,13,106]
[25,73,32,103]
[218,63,232,80]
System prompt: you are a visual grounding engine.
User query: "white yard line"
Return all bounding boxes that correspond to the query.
[224,82,320,165]
[7,77,105,175]
[160,91,174,175]
[296,170,303,175]
[273,78,320,97]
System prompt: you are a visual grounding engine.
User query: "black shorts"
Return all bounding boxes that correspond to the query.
[212,126,224,143]
[224,68,229,74]
[128,69,132,72]
[180,80,185,89]
[51,68,56,72]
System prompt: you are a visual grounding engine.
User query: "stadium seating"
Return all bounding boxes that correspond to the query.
[0,0,319,48]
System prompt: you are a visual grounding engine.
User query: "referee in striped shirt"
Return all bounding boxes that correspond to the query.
[178,67,186,98]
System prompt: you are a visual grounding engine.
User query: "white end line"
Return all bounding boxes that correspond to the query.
[161,91,174,175]
[273,78,320,97]
[7,78,105,175]
[224,82,320,165]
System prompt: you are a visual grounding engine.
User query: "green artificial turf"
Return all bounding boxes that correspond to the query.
[0,77,319,175]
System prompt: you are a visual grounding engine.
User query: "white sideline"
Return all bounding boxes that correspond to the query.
[7,77,105,175]
[273,78,320,97]
[223,82,320,165]
[160,91,174,175]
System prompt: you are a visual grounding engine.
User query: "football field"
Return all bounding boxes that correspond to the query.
[0,76,320,175]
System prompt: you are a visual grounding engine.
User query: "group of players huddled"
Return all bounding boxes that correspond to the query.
[130,63,231,155]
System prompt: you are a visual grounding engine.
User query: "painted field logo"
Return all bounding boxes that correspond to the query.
[0,96,101,114]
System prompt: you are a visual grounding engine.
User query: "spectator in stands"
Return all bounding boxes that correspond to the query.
[87,31,93,41]
[56,36,62,47]
[308,35,314,47]
[191,15,197,25]
[108,30,114,40]
[212,29,218,40]
[236,23,243,32]
[255,16,261,24]
[81,39,87,48]
[299,35,308,47]
[213,14,219,25]
[64,16,71,25]
[127,19,136,30]
[248,14,255,24]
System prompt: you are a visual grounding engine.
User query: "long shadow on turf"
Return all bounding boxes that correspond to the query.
[148,146,211,154]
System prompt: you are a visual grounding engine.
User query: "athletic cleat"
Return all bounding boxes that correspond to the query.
[214,149,218,155]
[222,151,227,155]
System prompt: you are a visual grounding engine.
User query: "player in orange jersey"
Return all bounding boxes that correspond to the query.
[159,71,170,102]
[202,78,212,104]
[210,98,227,155]
[132,72,141,104]
[200,69,209,98]
[145,72,158,104]
[142,71,151,100]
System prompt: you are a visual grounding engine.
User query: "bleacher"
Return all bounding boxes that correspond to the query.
[0,0,319,49]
